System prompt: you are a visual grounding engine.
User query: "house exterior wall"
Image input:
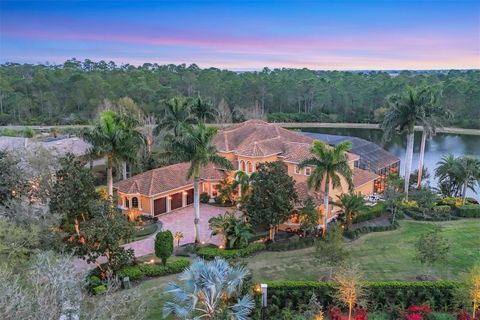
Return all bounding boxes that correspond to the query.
[354,180,375,196]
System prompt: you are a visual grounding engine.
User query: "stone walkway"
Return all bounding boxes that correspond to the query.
[73,204,231,273]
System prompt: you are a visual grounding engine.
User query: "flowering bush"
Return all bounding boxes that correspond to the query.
[405,304,431,320]
[456,309,480,320]
[328,306,367,320]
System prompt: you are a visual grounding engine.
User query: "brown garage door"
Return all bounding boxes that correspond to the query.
[170,192,183,210]
[154,197,167,215]
[186,188,194,205]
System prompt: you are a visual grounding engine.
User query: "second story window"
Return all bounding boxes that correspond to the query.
[294,165,301,174]
[125,198,130,208]
[247,161,253,174]
[132,197,139,208]
[240,160,246,172]
[305,167,311,176]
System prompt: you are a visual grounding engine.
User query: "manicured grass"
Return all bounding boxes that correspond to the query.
[244,219,480,281]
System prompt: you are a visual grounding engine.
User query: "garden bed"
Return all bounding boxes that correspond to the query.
[133,222,159,239]
[197,242,266,260]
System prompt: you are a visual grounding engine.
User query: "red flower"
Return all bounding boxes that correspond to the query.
[457,310,472,320]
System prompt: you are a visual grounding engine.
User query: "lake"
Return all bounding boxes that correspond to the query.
[299,127,480,200]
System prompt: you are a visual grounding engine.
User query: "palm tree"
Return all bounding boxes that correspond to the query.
[416,89,450,189]
[299,140,353,236]
[234,170,251,202]
[457,156,480,204]
[435,154,461,197]
[335,193,367,230]
[162,124,234,243]
[163,257,254,319]
[190,97,216,123]
[435,154,480,202]
[154,96,194,137]
[83,111,144,196]
[208,211,253,249]
[381,86,436,199]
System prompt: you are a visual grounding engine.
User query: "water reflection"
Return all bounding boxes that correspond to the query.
[300,128,480,199]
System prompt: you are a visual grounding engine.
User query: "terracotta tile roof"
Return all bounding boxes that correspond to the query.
[295,182,329,207]
[213,120,312,158]
[114,162,227,196]
[353,167,379,187]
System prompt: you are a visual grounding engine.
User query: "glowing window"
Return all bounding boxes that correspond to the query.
[247,161,253,173]
[240,160,246,171]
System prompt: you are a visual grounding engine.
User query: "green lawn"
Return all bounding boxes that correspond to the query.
[244,219,480,282]
[115,219,479,318]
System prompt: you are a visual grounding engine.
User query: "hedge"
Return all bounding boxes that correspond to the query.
[344,221,399,240]
[455,204,480,218]
[258,281,463,315]
[353,203,387,224]
[197,242,266,260]
[118,258,190,282]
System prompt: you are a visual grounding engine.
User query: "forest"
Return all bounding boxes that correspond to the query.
[0,59,479,128]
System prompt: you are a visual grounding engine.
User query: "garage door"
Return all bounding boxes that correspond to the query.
[186,188,194,205]
[154,197,167,215]
[170,192,183,210]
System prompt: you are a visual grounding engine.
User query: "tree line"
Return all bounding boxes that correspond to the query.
[0,59,479,128]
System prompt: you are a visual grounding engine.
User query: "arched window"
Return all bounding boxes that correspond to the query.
[247,161,253,173]
[240,160,246,171]
[132,197,139,208]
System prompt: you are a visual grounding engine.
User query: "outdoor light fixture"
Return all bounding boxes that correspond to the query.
[260,283,268,320]
[183,191,188,195]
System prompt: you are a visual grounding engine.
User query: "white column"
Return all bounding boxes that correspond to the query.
[182,190,187,207]
[167,195,172,212]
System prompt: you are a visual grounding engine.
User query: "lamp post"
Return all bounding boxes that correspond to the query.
[261,283,267,320]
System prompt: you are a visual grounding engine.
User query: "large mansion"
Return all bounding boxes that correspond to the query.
[114,120,390,223]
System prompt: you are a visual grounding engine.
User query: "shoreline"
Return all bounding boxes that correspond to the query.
[1,122,479,136]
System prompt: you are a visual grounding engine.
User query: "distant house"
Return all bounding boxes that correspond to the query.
[0,136,105,168]
[114,120,381,226]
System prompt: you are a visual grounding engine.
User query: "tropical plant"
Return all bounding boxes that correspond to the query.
[299,140,353,236]
[163,257,255,320]
[333,263,365,320]
[335,193,367,230]
[208,211,253,249]
[414,89,451,189]
[155,230,174,265]
[234,170,252,203]
[435,154,480,203]
[243,161,298,241]
[174,231,184,247]
[155,96,195,137]
[381,86,438,199]
[190,97,216,123]
[161,123,233,243]
[83,111,145,196]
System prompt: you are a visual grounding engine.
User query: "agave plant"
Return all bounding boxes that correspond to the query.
[163,258,254,320]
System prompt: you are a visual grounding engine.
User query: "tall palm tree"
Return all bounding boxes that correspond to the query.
[164,257,254,319]
[162,124,233,243]
[335,193,367,230]
[299,140,353,236]
[190,97,216,123]
[381,86,436,199]
[416,89,451,189]
[83,111,144,196]
[154,96,194,137]
[234,170,251,202]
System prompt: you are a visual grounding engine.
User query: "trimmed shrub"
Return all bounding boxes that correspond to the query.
[118,258,190,282]
[344,221,399,240]
[200,192,210,203]
[155,230,174,265]
[197,242,266,260]
[257,281,463,317]
[455,204,480,218]
[93,285,107,295]
[353,203,387,224]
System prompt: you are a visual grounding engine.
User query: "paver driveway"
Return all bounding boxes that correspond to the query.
[73,204,231,272]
